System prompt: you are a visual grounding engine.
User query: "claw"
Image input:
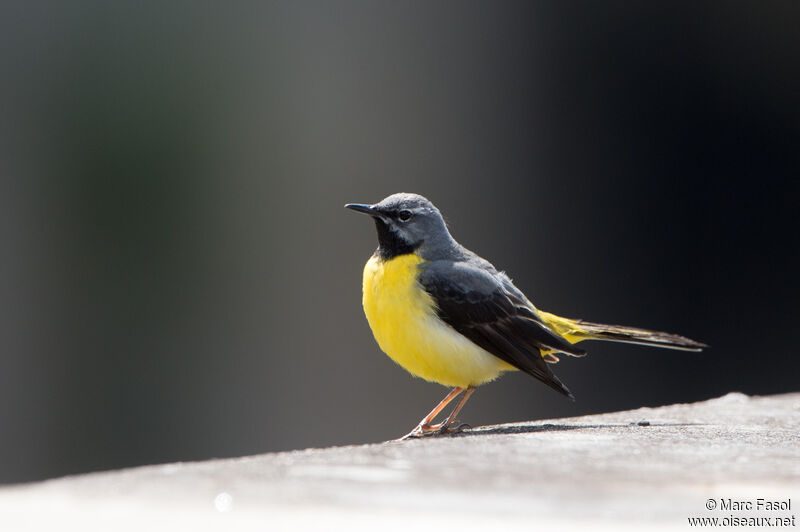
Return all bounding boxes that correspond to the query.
[397,424,443,440]
[441,422,471,435]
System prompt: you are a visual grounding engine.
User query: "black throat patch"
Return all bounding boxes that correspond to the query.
[374,218,418,260]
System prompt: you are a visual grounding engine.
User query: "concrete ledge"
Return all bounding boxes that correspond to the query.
[2,392,798,531]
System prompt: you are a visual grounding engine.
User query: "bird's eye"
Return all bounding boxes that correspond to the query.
[398,209,413,222]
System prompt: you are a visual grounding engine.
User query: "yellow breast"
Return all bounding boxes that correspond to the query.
[361,253,515,388]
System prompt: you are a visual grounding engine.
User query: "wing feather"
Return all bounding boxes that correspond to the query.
[419,261,582,399]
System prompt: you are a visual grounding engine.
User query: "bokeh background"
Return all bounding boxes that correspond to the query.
[1,1,797,484]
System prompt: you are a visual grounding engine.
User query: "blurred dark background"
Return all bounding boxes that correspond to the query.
[0,1,797,484]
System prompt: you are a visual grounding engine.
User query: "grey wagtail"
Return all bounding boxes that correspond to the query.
[346,193,705,439]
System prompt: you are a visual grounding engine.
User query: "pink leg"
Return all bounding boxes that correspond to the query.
[399,387,463,440]
[399,386,476,440]
[438,386,475,434]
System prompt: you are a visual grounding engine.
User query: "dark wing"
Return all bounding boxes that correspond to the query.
[419,261,585,399]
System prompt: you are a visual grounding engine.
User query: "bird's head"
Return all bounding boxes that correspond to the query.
[345,193,454,259]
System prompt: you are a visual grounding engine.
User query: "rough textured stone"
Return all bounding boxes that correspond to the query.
[1,393,798,531]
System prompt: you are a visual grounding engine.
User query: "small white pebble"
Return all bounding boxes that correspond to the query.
[214,492,233,513]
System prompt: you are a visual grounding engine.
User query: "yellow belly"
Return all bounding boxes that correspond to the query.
[361,253,515,388]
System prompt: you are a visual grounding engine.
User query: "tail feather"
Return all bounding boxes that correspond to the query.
[573,320,707,352]
[537,310,707,353]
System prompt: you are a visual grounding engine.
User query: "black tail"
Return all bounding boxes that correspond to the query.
[574,320,707,352]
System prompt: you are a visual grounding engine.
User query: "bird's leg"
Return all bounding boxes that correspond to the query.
[437,386,475,435]
[399,387,463,440]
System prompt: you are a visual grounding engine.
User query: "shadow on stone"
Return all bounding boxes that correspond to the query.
[451,421,706,437]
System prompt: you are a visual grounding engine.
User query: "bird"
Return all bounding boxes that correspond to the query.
[345,193,706,439]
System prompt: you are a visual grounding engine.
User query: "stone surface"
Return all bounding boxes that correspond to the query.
[1,393,798,531]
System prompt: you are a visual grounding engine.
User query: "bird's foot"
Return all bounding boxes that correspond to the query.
[397,421,471,440]
[397,422,442,440]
